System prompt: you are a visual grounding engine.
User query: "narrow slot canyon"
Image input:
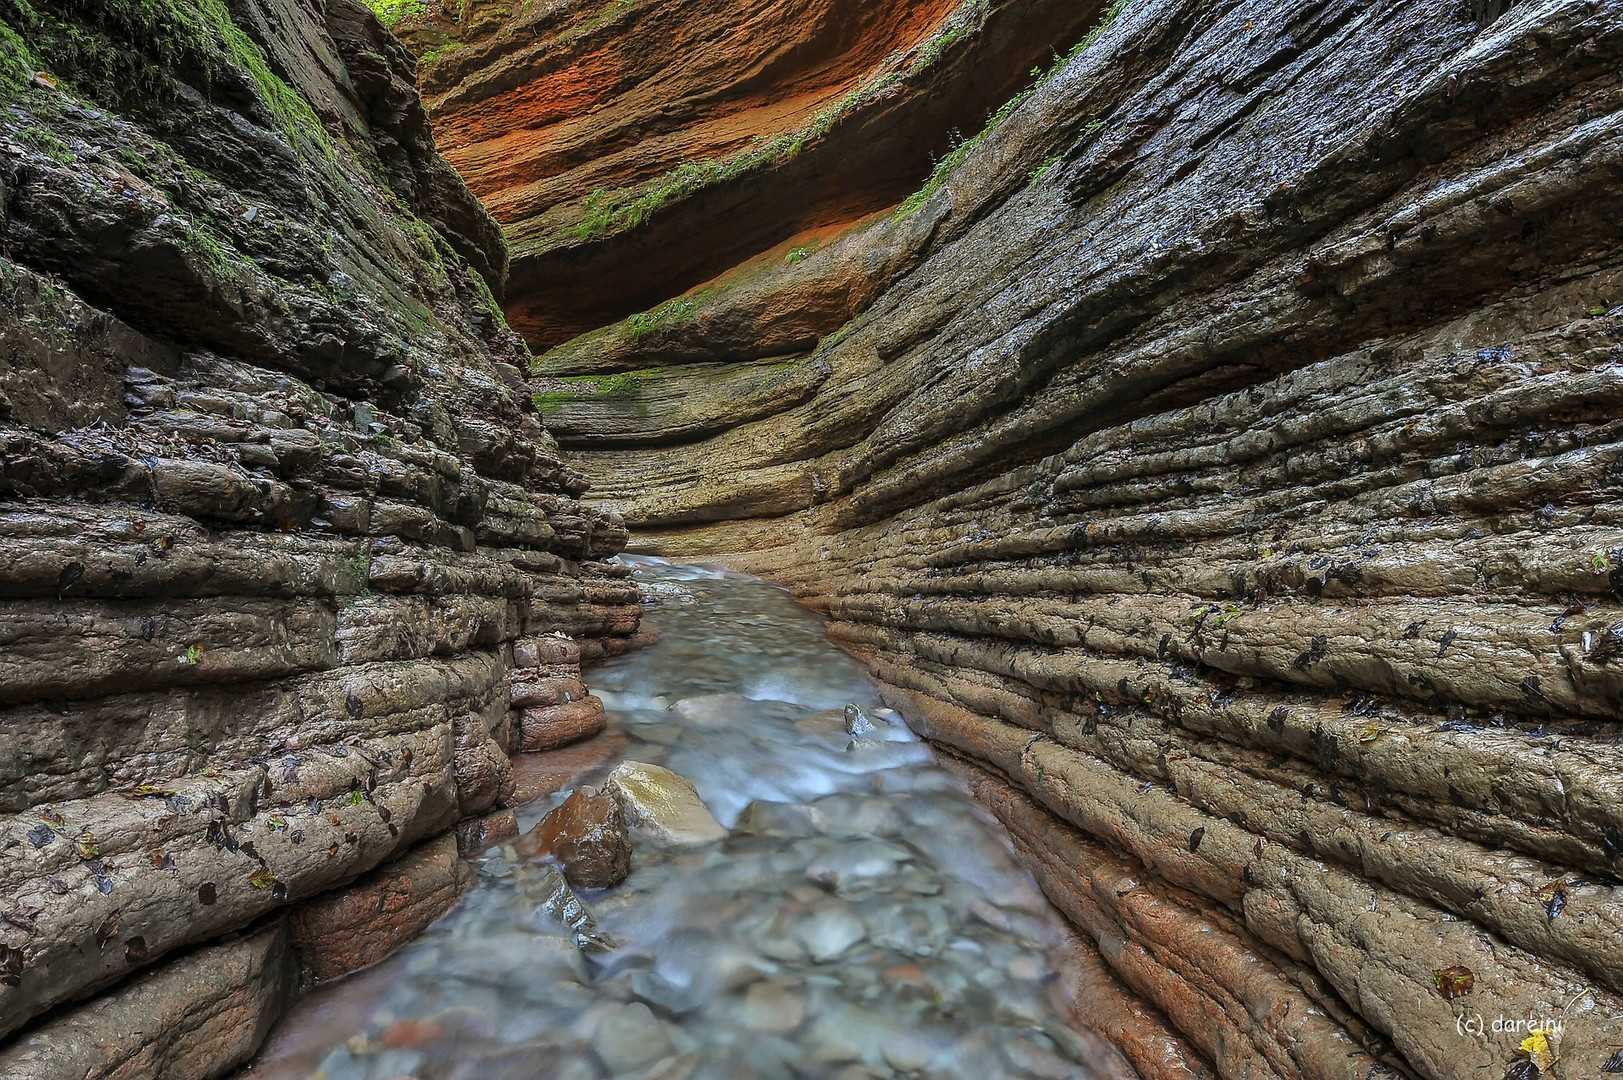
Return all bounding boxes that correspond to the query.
[0,1,1620,1079]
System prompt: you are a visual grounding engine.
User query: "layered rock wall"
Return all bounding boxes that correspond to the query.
[0,1,636,1073]
[479,1,1623,1078]
[405,0,1118,347]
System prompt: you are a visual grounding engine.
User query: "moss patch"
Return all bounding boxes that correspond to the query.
[362,0,428,29]
[0,0,329,151]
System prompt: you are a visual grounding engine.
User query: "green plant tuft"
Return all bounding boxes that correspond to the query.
[361,0,428,29]
[590,371,641,398]
[1026,152,1061,186]
[627,295,697,338]
[894,0,1132,220]
[418,39,462,66]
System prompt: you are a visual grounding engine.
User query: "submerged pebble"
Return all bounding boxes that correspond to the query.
[246,558,1099,1079]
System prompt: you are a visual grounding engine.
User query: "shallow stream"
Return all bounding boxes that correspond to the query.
[248,559,1098,1080]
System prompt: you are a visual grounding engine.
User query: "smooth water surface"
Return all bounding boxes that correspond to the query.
[248,558,1097,1080]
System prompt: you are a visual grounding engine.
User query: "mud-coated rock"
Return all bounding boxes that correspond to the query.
[517,787,632,889]
[0,919,297,1080]
[288,834,476,984]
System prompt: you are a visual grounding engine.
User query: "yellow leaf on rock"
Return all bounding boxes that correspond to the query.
[1519,1029,1556,1070]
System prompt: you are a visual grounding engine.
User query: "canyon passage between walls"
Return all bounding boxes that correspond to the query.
[0,0,1620,1079]
[414,0,1623,1079]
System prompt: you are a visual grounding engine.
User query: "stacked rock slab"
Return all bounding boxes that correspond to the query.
[0,0,636,1075]
[457,1,1623,1079]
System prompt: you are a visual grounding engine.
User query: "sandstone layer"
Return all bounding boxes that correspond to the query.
[490,1,1623,1078]
[0,1,637,1073]
[401,0,1120,347]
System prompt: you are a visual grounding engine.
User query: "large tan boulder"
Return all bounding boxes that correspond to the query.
[602,762,726,847]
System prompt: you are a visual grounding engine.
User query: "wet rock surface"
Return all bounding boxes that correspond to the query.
[290,834,478,985]
[0,0,639,1064]
[519,788,633,890]
[240,560,1147,1080]
[487,1,1623,1077]
[603,761,728,849]
[0,918,298,1080]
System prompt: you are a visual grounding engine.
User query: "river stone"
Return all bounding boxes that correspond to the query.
[1006,951,1046,982]
[882,1034,933,1073]
[517,787,632,888]
[740,981,808,1034]
[1002,1034,1086,1079]
[796,902,868,962]
[843,703,877,736]
[603,761,726,846]
[668,693,796,726]
[734,800,829,838]
[629,971,698,1017]
[591,1001,674,1074]
[804,839,913,891]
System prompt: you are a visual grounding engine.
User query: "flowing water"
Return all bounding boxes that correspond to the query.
[247,559,1098,1080]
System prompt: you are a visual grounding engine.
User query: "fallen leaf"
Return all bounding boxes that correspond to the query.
[2,909,39,934]
[248,868,277,889]
[1433,965,1475,1000]
[1537,880,1567,920]
[1518,1029,1557,1070]
[75,831,100,859]
[0,945,23,986]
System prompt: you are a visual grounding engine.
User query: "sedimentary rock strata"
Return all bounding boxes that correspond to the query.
[0,0,636,1067]
[402,0,1116,347]
[487,0,1623,1077]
